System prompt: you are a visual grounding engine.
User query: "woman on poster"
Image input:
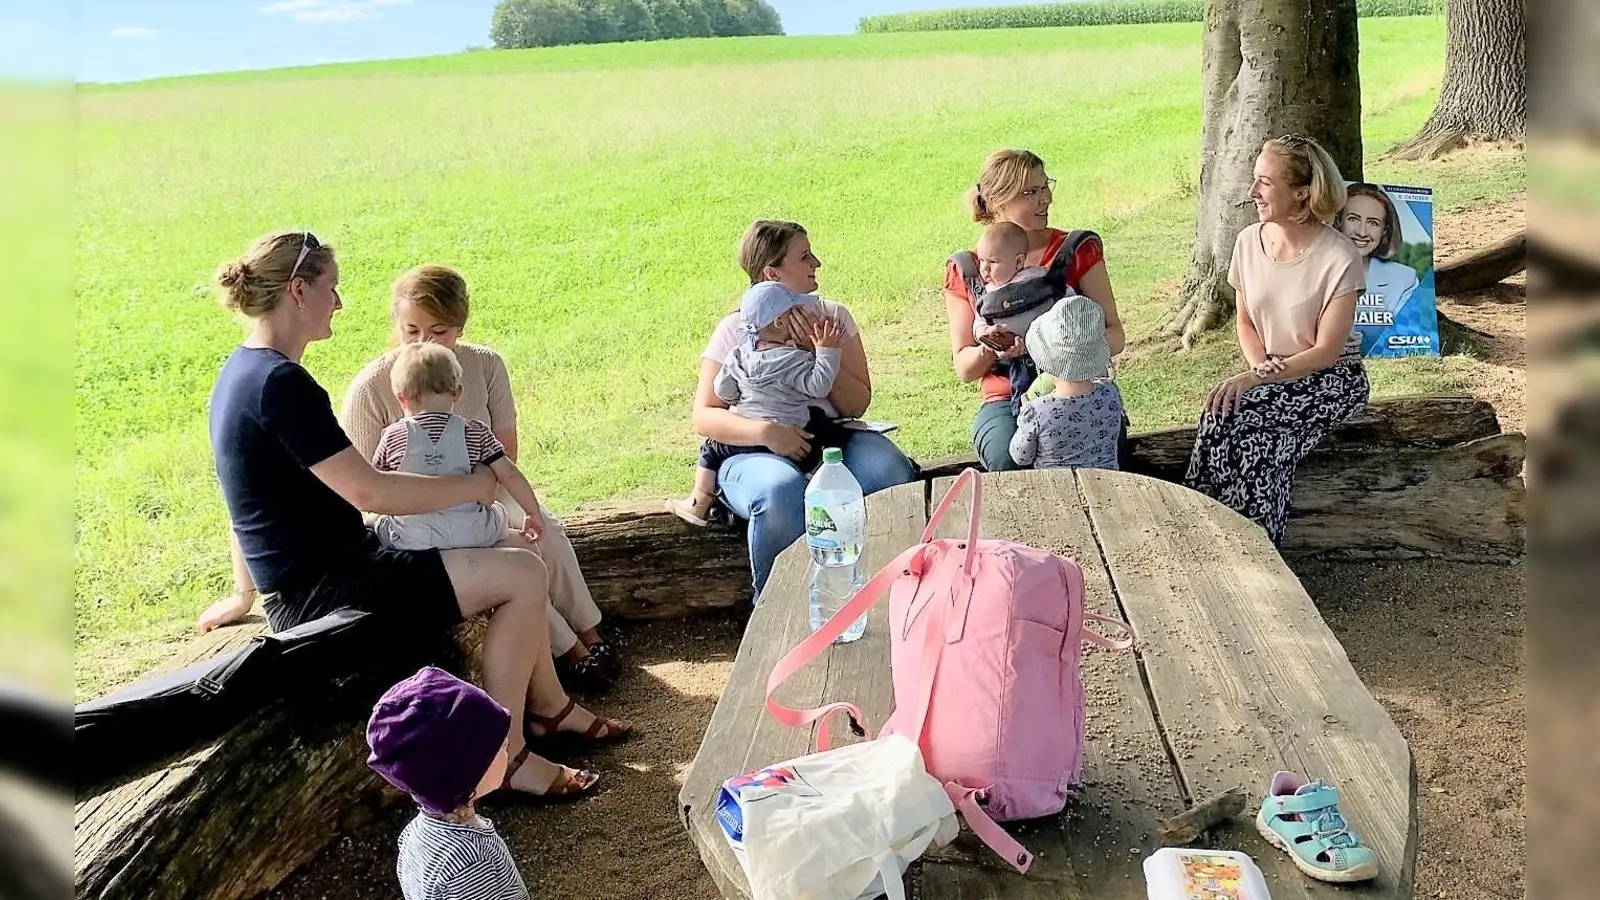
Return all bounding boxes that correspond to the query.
[1337,182,1419,328]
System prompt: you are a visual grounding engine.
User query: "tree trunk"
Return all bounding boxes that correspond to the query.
[1392,0,1527,159]
[1162,0,1364,347]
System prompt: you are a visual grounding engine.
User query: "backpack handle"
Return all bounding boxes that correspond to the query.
[1082,612,1136,652]
[920,467,982,577]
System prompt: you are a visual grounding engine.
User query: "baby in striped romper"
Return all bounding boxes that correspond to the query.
[370,342,546,550]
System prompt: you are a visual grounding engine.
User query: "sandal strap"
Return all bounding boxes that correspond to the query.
[1266,791,1364,850]
[550,767,597,796]
[1268,785,1340,815]
[500,746,532,790]
[529,698,578,732]
[583,715,626,740]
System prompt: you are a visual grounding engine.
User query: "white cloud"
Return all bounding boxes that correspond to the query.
[260,0,412,23]
[110,26,158,38]
[297,7,369,22]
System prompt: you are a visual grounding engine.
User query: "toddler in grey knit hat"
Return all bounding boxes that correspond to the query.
[1008,297,1124,471]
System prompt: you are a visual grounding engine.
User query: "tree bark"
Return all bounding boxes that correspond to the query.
[1392,0,1527,159]
[1163,0,1364,346]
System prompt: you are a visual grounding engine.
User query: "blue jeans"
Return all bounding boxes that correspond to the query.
[717,430,918,600]
[972,400,1024,472]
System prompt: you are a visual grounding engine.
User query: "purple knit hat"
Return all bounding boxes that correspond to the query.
[366,666,511,815]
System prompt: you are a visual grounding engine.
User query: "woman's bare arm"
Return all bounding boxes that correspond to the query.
[1257,291,1360,382]
[494,428,519,463]
[828,336,871,418]
[1075,261,1126,356]
[1236,290,1270,369]
[945,290,1001,383]
[197,528,259,632]
[229,530,256,595]
[310,446,497,515]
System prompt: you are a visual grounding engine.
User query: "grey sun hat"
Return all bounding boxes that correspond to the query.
[1026,295,1111,382]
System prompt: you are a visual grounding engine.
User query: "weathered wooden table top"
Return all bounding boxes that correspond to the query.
[678,469,1416,899]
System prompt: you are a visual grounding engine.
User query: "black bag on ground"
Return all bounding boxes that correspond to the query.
[74,607,410,789]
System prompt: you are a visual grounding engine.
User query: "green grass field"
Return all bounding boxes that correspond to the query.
[74,17,1524,699]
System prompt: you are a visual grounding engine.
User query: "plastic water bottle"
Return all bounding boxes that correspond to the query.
[804,448,868,643]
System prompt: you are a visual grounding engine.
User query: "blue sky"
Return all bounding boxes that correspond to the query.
[0,0,1033,84]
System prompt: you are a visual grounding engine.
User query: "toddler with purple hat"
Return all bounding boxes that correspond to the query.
[367,666,530,900]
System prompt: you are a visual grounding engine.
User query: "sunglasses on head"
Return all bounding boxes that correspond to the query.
[288,231,322,283]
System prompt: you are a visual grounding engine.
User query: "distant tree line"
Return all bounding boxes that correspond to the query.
[491,0,782,48]
[858,0,1443,33]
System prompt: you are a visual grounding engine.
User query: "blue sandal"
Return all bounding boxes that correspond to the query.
[1256,771,1380,883]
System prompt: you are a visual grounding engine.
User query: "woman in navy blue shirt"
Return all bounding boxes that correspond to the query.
[204,231,627,801]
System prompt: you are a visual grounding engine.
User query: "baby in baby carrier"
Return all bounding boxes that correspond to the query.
[956,222,1093,416]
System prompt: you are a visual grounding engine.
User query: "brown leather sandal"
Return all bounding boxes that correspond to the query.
[487,746,600,806]
[525,698,633,748]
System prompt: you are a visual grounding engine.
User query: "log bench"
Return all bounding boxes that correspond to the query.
[74,395,1520,900]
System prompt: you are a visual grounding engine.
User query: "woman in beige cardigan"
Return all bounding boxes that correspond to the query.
[344,265,618,688]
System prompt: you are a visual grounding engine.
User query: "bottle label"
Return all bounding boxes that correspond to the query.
[805,505,839,550]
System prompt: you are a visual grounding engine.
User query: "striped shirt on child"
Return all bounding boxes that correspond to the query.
[372,410,506,472]
[397,811,530,900]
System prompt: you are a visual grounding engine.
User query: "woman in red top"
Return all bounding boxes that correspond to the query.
[943,149,1128,471]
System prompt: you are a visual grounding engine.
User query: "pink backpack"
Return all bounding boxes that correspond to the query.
[765,469,1134,873]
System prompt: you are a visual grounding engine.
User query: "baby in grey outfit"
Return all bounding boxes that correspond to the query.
[668,281,849,526]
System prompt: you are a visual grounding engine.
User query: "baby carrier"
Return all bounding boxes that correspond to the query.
[949,231,1099,415]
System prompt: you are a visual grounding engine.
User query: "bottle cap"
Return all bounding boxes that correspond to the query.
[822,447,844,464]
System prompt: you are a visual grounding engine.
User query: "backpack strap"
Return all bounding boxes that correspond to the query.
[950,250,1010,376]
[948,786,1035,873]
[1057,229,1099,271]
[763,467,984,747]
[947,250,984,306]
[764,543,924,751]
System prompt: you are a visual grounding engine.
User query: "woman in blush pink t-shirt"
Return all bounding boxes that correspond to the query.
[1184,136,1370,547]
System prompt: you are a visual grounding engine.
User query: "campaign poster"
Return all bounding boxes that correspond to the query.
[1337,182,1439,357]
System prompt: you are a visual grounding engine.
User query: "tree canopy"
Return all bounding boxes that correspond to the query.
[491,0,782,48]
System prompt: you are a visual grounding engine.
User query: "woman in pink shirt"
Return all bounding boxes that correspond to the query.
[689,220,918,600]
[1184,135,1369,546]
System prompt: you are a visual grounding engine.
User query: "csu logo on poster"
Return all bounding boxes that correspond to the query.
[1387,334,1432,348]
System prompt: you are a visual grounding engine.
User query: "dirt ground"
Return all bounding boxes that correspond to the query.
[271,198,1525,900]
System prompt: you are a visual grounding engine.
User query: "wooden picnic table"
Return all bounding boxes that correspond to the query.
[678,468,1416,899]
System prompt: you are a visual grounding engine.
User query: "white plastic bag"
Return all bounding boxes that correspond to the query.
[716,734,958,900]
